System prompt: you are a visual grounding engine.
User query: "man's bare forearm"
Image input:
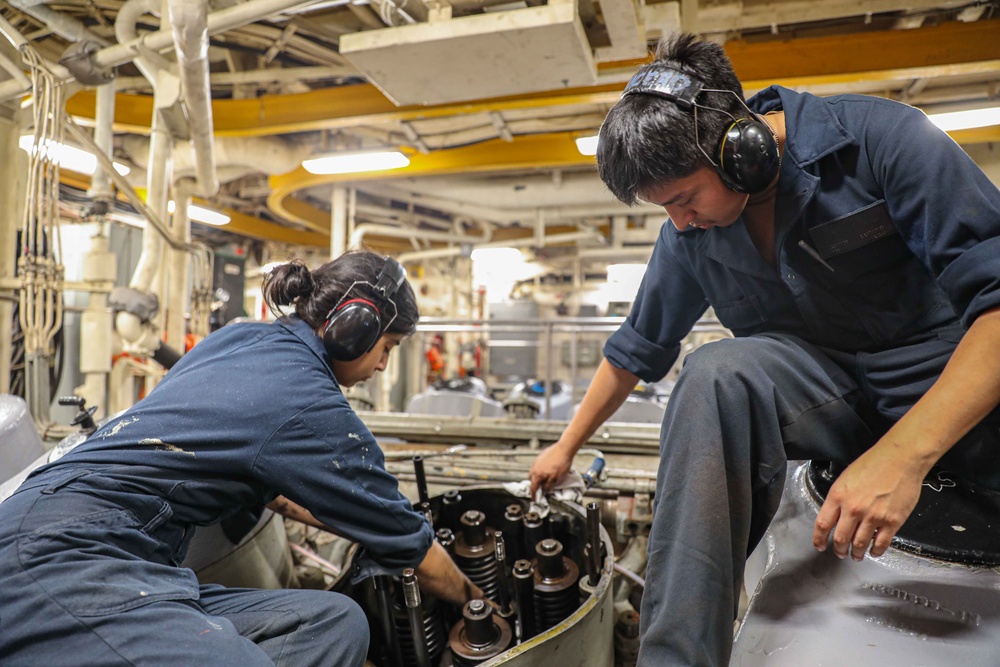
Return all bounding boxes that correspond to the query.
[883,306,1000,471]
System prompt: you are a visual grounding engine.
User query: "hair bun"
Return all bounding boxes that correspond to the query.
[263,260,315,307]
[284,262,315,301]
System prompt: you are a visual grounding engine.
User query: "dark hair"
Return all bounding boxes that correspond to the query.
[597,33,746,205]
[262,250,419,337]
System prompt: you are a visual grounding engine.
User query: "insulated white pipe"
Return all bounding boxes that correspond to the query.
[114,65,355,90]
[98,0,328,70]
[87,83,116,201]
[0,13,28,50]
[121,134,311,181]
[362,184,661,226]
[349,222,491,249]
[0,15,30,93]
[0,0,321,100]
[169,0,219,197]
[129,109,173,293]
[115,0,171,93]
[166,181,193,351]
[396,231,601,264]
[8,1,108,45]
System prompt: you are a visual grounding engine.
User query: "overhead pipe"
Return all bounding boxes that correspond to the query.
[166,179,194,351]
[115,65,355,91]
[121,134,312,183]
[396,230,602,265]
[355,201,475,232]
[9,0,108,45]
[0,16,30,95]
[87,83,117,202]
[169,0,219,197]
[349,222,491,249]
[362,183,662,226]
[0,0,324,100]
[115,0,176,97]
[98,0,330,70]
[112,0,175,364]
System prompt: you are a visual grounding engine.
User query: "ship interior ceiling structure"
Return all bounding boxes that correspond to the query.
[1,0,1000,664]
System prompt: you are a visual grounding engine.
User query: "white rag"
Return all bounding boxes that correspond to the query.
[503,470,586,517]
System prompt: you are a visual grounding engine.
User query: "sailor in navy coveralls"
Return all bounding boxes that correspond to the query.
[531,34,1000,666]
[0,252,482,666]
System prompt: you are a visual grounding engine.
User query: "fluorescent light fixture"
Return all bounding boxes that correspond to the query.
[302,150,410,175]
[167,200,231,226]
[19,135,130,176]
[927,106,1000,132]
[575,134,599,156]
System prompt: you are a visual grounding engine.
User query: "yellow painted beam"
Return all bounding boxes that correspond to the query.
[219,208,329,247]
[268,131,594,228]
[66,20,1000,137]
[54,172,326,247]
[948,125,1000,145]
[726,20,1000,82]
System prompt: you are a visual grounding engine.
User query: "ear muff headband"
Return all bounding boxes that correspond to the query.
[622,65,780,194]
[322,257,407,362]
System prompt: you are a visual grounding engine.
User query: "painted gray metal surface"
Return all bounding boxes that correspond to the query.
[734,462,1000,666]
[359,411,661,453]
[0,394,45,485]
[405,389,506,418]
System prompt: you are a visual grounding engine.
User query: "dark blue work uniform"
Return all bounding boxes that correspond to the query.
[0,317,432,666]
[602,87,1000,667]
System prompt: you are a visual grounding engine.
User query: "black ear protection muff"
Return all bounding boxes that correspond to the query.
[322,257,407,362]
[622,65,780,194]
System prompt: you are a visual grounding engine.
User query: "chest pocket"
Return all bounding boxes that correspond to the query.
[807,201,913,285]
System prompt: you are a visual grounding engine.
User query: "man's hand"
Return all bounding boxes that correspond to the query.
[529,442,574,498]
[812,440,928,561]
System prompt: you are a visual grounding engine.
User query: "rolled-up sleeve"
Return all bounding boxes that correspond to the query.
[253,393,432,570]
[604,224,709,382]
[867,100,1000,326]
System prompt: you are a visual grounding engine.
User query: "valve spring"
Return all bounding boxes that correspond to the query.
[392,600,446,667]
[531,538,581,632]
[456,510,499,601]
[455,550,500,602]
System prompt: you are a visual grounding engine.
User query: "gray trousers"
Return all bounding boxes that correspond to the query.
[637,331,1000,667]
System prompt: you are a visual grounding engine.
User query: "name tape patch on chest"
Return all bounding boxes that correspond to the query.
[808,202,897,260]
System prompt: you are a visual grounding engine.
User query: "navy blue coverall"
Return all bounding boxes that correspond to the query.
[0,316,432,666]
[601,87,1000,666]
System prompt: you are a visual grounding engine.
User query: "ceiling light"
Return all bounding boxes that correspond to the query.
[575,134,599,156]
[927,106,1000,132]
[301,150,410,175]
[167,200,231,226]
[19,135,130,176]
